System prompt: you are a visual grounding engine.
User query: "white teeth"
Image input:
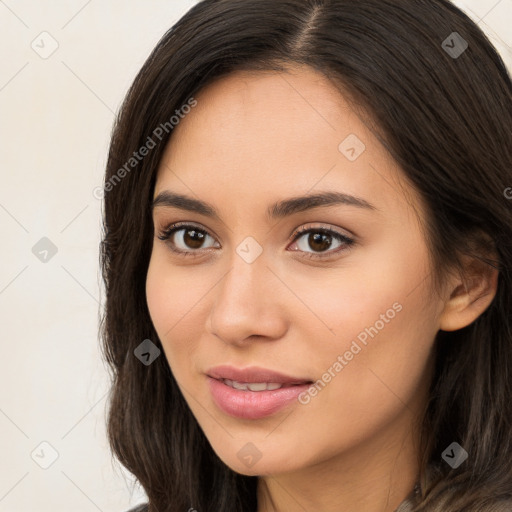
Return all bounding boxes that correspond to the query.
[247,382,269,391]
[222,379,284,391]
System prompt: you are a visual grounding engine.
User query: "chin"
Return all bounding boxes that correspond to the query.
[213,446,300,477]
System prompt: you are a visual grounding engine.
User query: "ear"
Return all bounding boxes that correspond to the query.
[439,255,499,332]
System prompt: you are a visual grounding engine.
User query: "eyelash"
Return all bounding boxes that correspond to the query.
[156,221,355,260]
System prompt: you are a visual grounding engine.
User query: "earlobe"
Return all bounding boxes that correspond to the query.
[438,261,499,332]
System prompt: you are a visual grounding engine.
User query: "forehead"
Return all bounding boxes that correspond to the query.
[162,66,358,169]
[154,65,422,226]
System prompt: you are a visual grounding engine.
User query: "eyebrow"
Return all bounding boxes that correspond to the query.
[151,190,377,221]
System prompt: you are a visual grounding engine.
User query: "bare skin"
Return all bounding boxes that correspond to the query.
[145,65,498,512]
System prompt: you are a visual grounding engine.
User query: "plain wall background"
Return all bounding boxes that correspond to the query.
[0,1,510,510]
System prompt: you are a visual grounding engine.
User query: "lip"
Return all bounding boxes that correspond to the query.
[206,365,312,385]
[207,377,312,420]
[206,365,313,420]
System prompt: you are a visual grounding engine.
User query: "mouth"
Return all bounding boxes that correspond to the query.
[216,378,311,392]
[205,365,314,420]
[206,364,313,387]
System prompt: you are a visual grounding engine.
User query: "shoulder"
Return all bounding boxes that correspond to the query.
[124,504,148,512]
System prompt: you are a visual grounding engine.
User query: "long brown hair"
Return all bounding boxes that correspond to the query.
[99,1,512,510]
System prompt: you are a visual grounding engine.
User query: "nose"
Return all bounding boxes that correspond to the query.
[207,249,288,346]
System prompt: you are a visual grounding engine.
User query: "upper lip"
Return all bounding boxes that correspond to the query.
[207,365,312,385]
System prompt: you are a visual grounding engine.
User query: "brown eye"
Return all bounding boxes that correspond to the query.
[305,232,333,252]
[157,223,219,256]
[157,222,355,261]
[288,226,355,260]
[179,228,207,249]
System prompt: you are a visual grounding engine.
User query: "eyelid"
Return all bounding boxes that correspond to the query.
[288,223,355,260]
[156,221,219,257]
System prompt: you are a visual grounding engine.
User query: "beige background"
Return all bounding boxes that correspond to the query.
[0,1,510,511]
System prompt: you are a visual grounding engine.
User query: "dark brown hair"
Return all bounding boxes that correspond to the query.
[99,1,512,510]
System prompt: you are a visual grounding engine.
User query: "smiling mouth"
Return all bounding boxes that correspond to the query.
[207,375,314,420]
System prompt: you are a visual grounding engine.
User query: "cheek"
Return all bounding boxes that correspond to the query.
[146,254,191,359]
[293,295,436,460]
[288,239,427,350]
[146,248,202,329]
[145,251,212,375]
[298,234,436,410]
[145,255,172,334]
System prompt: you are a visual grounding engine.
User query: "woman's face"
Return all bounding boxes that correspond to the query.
[146,65,446,477]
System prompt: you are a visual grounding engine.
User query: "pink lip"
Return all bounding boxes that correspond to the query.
[207,377,311,420]
[205,365,313,420]
[206,365,311,385]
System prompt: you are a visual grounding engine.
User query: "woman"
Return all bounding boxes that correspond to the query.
[99,0,512,510]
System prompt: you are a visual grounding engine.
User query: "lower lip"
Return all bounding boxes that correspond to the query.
[207,376,311,420]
